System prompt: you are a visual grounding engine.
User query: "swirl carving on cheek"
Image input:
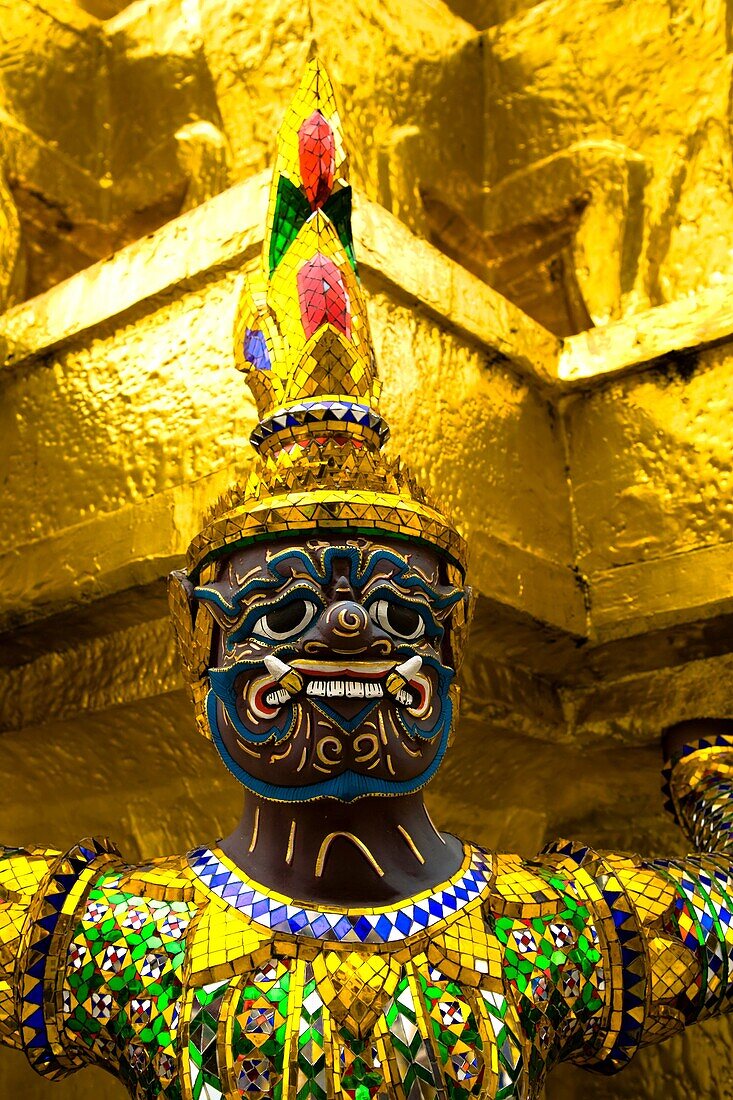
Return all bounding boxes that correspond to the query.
[315,736,344,766]
[353,733,379,764]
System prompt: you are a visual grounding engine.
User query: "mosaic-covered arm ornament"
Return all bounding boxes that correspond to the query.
[663,732,733,856]
[543,731,733,1075]
[0,846,58,1051]
[0,838,121,1079]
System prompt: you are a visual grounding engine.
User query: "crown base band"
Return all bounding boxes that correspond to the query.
[188,490,467,581]
[250,399,390,453]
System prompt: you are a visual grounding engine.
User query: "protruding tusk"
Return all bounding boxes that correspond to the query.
[264,655,291,679]
[264,655,304,697]
[395,656,423,680]
[385,655,423,697]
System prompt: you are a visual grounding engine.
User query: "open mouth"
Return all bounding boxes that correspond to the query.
[252,659,428,717]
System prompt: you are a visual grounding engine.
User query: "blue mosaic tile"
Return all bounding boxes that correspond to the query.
[187,844,491,943]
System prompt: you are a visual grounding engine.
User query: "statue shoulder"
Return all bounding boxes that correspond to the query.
[0,843,62,904]
[115,851,205,903]
[68,848,275,997]
[0,846,63,1051]
[483,848,609,1068]
[69,850,211,956]
[0,840,122,1064]
[487,851,577,917]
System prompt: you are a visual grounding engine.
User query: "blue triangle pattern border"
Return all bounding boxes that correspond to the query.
[187,844,491,943]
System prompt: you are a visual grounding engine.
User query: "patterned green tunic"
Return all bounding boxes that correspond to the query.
[2,736,733,1100]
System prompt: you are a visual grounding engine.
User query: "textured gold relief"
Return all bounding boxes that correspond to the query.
[564,341,733,643]
[483,0,733,329]
[480,142,649,331]
[0,166,24,313]
[2,0,733,340]
[0,0,481,302]
[1,5,733,1100]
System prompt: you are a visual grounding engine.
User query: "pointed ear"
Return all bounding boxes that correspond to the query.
[169,570,218,741]
[168,569,197,682]
[465,586,477,627]
[447,585,475,674]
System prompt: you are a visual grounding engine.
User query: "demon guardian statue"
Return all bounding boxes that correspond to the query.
[2,60,733,1100]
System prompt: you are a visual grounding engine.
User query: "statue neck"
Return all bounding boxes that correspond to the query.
[218,792,464,907]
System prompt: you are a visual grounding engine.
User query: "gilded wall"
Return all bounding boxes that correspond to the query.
[2,1,733,1097]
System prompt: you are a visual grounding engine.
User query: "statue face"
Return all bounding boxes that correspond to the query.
[193,537,468,801]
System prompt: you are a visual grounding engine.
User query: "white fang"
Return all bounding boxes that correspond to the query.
[264,655,294,681]
[394,655,422,680]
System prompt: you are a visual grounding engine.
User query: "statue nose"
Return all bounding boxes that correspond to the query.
[324,601,369,649]
[309,599,393,656]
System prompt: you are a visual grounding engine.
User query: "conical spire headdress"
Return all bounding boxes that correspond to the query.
[186,58,467,580]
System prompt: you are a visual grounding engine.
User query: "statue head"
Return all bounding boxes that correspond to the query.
[169,59,472,803]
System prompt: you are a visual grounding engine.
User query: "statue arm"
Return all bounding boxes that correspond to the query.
[0,838,122,1078]
[662,726,733,855]
[0,845,61,1051]
[640,729,733,1029]
[544,728,733,1073]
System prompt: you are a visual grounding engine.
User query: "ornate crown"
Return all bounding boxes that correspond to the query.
[186,58,467,581]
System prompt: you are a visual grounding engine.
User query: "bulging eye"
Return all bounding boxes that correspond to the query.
[252,600,317,641]
[369,599,425,641]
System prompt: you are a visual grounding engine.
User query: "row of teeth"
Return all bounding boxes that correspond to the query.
[263,681,414,707]
[265,687,290,706]
[307,680,384,699]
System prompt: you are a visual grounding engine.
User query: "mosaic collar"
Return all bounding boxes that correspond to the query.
[187,842,491,945]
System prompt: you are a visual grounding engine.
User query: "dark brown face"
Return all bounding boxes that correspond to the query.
[194,537,467,802]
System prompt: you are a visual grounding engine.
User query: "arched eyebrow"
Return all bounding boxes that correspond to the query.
[194,543,465,618]
[194,547,326,617]
[361,573,465,618]
[358,548,465,610]
[392,572,465,610]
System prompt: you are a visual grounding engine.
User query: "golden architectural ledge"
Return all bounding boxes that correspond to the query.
[0,172,271,374]
[0,172,560,388]
[0,173,731,679]
[558,280,733,386]
[3,173,733,393]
